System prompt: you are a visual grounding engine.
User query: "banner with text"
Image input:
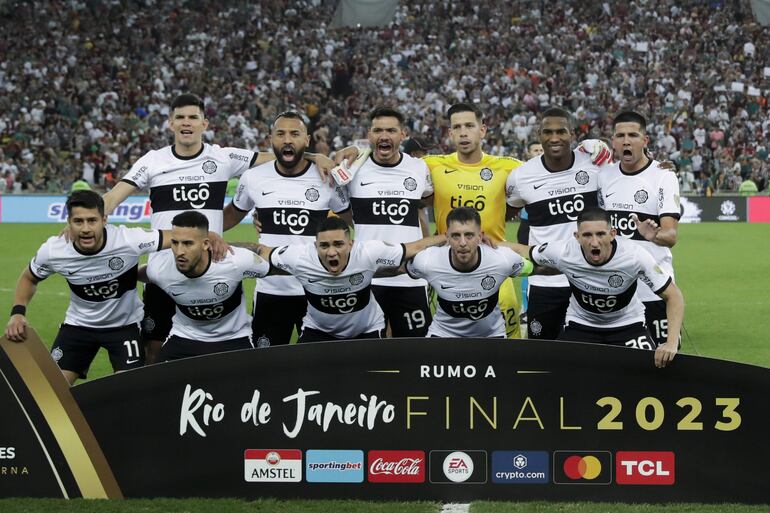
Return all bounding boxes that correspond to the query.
[57,339,770,503]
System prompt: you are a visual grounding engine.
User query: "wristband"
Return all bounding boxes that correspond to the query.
[11,305,26,317]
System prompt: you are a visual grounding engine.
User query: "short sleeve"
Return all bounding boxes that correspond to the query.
[269,244,302,275]
[234,247,270,278]
[223,147,256,178]
[529,240,563,269]
[406,249,428,280]
[123,226,162,255]
[637,246,672,294]
[362,240,406,268]
[421,162,434,197]
[232,172,255,212]
[331,184,350,213]
[122,153,153,189]
[506,171,524,207]
[658,169,681,219]
[497,246,531,277]
[29,240,55,280]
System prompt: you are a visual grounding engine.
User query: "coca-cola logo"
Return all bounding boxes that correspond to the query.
[367,450,425,483]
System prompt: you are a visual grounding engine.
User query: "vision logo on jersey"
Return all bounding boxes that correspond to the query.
[553,451,612,484]
[367,450,425,483]
[244,449,301,482]
[305,450,364,483]
[616,451,675,485]
[429,450,487,484]
[492,451,549,484]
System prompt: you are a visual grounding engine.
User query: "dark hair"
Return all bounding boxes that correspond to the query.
[271,110,309,131]
[172,211,209,231]
[170,93,205,114]
[316,216,350,236]
[447,103,483,123]
[612,110,647,133]
[541,107,573,129]
[577,207,611,226]
[527,140,542,151]
[446,206,482,228]
[369,106,405,126]
[66,190,104,217]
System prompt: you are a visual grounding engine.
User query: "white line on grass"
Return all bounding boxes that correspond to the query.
[440,504,470,513]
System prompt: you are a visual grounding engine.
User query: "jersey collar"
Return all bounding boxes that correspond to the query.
[172,143,205,161]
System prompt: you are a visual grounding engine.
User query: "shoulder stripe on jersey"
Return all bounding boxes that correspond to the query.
[157,230,164,251]
[654,276,673,296]
[249,152,259,168]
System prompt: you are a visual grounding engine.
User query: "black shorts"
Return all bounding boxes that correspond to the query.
[160,335,254,361]
[251,292,307,347]
[141,282,175,341]
[298,327,383,344]
[526,286,571,340]
[51,323,144,379]
[643,300,679,347]
[559,321,655,349]
[372,285,431,337]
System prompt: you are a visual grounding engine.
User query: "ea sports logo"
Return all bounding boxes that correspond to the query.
[442,451,474,483]
[563,455,602,480]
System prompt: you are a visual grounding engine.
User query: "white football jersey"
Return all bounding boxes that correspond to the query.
[406,245,528,337]
[146,247,269,342]
[529,237,672,329]
[122,143,254,237]
[29,225,162,329]
[232,160,349,296]
[270,240,405,338]
[506,151,601,287]
[598,159,681,302]
[347,153,433,287]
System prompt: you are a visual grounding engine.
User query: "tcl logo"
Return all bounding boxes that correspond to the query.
[368,450,425,483]
[616,451,675,485]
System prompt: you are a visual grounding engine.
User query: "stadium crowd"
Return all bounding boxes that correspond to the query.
[0,0,768,195]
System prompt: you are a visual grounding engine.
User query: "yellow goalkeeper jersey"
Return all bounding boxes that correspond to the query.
[424,152,523,241]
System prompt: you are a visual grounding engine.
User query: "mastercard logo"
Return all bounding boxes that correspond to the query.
[563,455,602,480]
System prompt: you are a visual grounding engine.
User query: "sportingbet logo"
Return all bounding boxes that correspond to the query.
[244,449,301,482]
[616,451,675,485]
[305,450,364,483]
[368,450,425,483]
[48,200,152,222]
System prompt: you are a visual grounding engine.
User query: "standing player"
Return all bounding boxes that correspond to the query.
[406,207,534,338]
[347,107,434,337]
[598,111,681,346]
[517,141,546,319]
[221,111,351,348]
[261,217,446,343]
[506,108,603,341]
[103,94,335,362]
[509,208,683,368]
[423,103,525,338]
[5,191,171,384]
[144,211,270,361]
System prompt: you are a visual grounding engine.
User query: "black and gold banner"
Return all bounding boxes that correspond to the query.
[2,333,769,503]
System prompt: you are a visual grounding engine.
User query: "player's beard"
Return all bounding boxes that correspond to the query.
[274,144,306,170]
